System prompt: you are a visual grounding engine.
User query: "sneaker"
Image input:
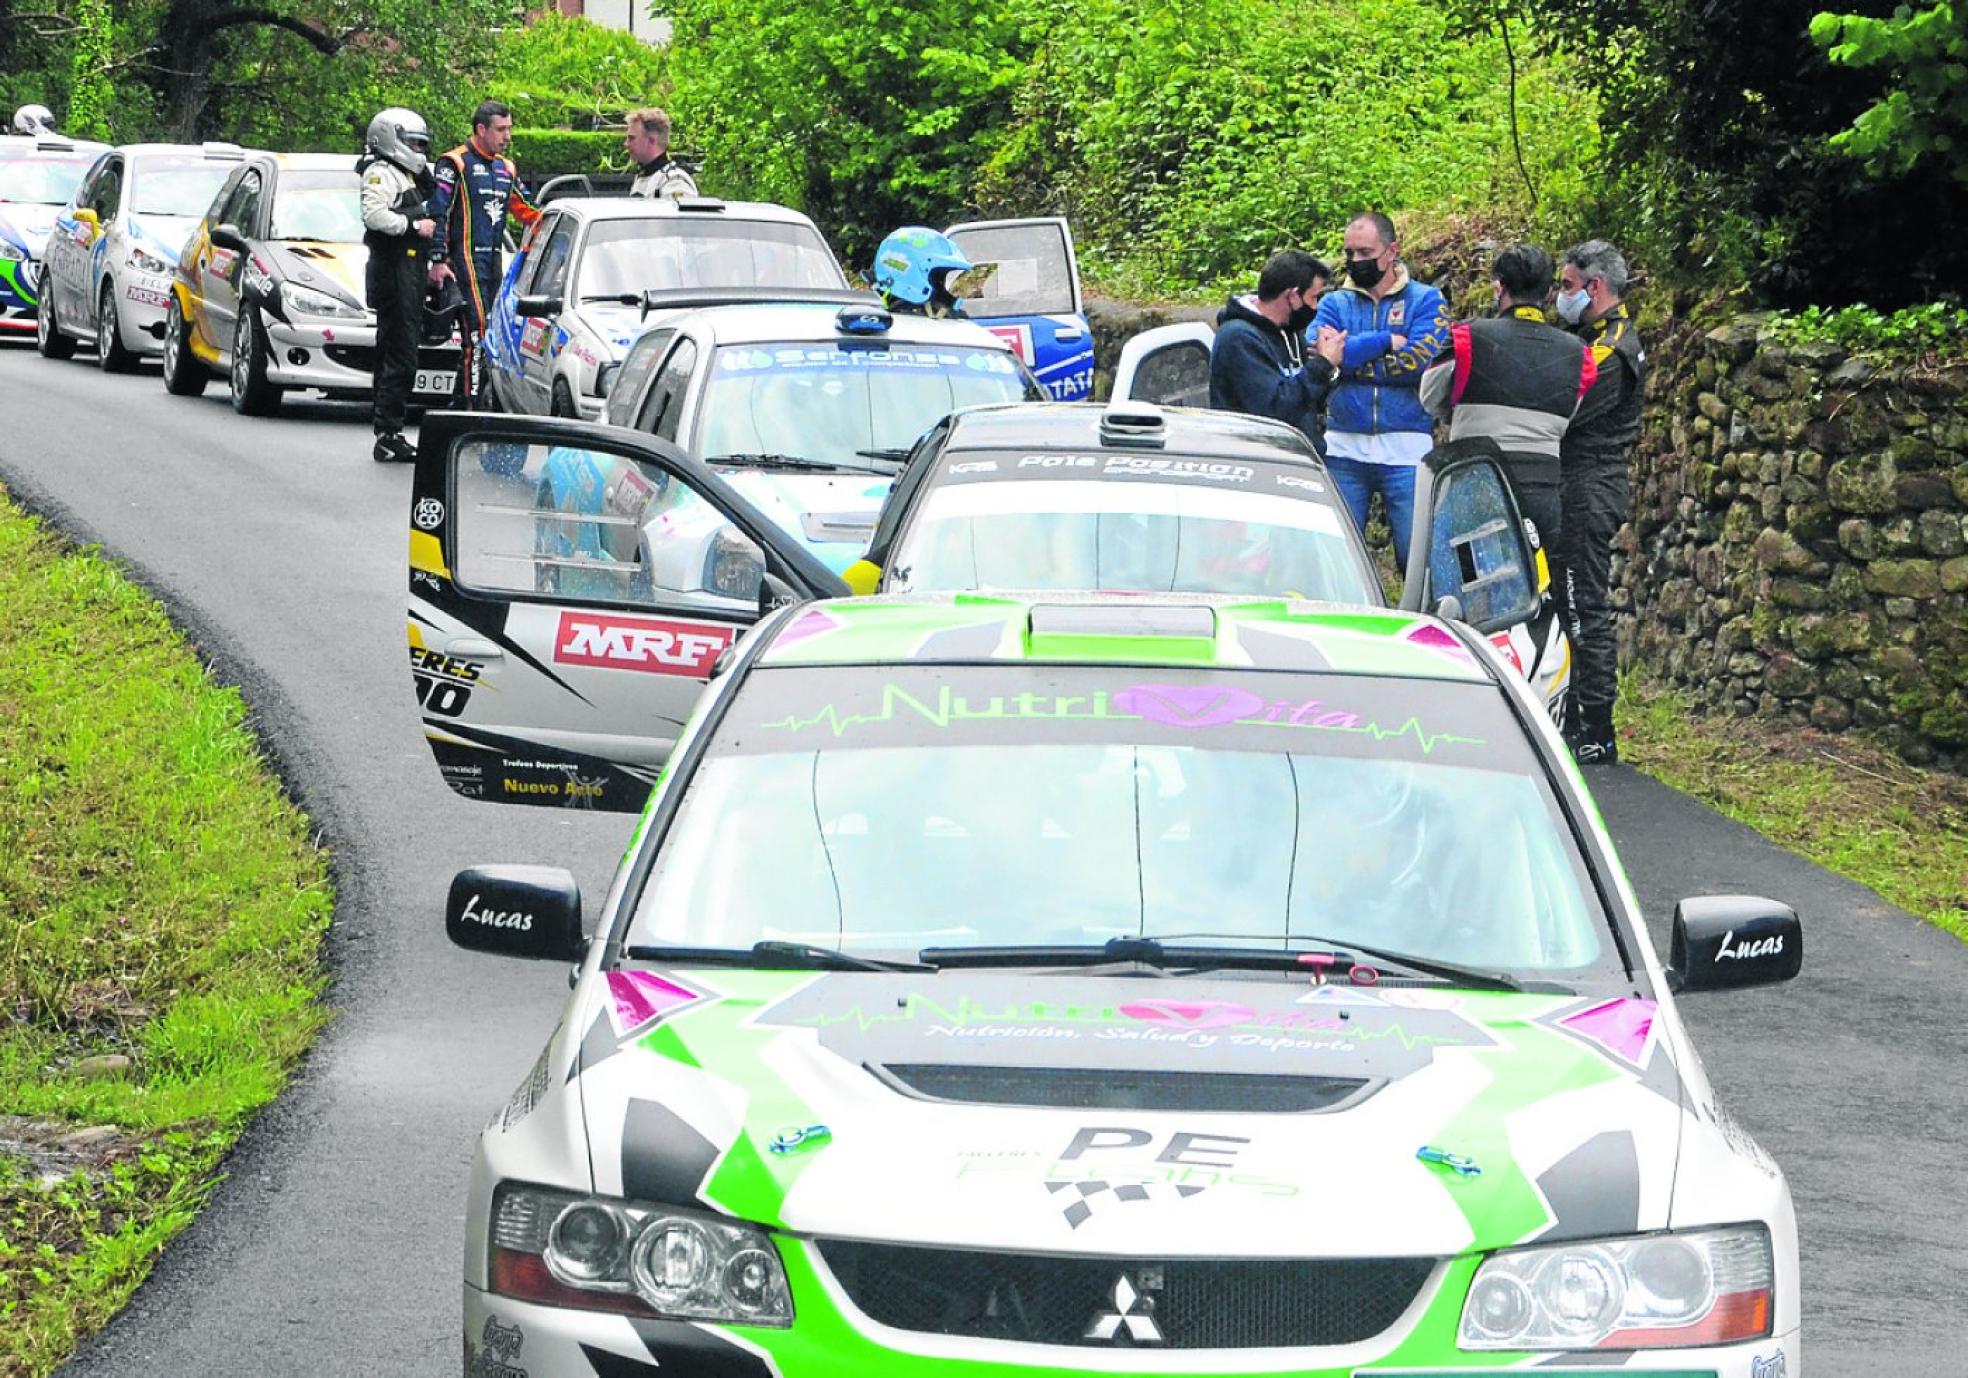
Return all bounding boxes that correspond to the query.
[372,431,414,464]
[1574,735,1620,766]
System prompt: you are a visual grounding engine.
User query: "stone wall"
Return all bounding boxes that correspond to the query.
[1619,316,1968,769]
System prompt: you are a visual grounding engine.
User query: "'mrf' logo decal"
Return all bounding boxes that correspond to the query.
[553,612,733,676]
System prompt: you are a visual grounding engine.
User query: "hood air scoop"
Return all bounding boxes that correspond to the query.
[874,1063,1376,1113]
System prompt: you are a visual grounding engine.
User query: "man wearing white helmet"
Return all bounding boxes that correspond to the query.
[360,106,436,464]
[11,105,59,137]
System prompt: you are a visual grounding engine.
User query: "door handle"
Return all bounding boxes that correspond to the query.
[1055,328,1085,342]
[445,638,505,660]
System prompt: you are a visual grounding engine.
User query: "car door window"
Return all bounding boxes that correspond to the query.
[513,212,558,294]
[638,338,698,442]
[1129,339,1213,408]
[226,170,264,235]
[89,159,122,220]
[531,218,577,299]
[205,167,245,229]
[450,436,766,613]
[606,328,676,428]
[946,220,1078,316]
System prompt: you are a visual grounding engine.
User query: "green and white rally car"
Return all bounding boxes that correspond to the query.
[424,418,1804,1378]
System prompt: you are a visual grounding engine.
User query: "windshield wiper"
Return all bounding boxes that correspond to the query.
[580,292,642,305]
[921,935,1525,992]
[703,451,868,473]
[854,447,912,465]
[622,939,932,972]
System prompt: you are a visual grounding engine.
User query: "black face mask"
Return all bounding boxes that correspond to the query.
[1345,257,1386,289]
[1287,302,1317,334]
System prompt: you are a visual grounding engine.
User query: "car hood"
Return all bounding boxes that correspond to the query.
[127,213,199,261]
[574,301,643,359]
[577,971,1688,1257]
[714,467,893,572]
[266,239,366,305]
[0,203,61,257]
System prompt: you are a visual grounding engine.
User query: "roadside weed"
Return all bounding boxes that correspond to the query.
[0,493,332,1377]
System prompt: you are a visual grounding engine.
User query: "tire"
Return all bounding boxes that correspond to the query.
[36,284,75,360]
[550,378,577,418]
[96,281,137,373]
[229,305,283,416]
[161,299,210,397]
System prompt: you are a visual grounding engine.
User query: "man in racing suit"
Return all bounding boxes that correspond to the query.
[625,107,699,200]
[359,107,436,464]
[1553,239,1647,764]
[429,99,539,409]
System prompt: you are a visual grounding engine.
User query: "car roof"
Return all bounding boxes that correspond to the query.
[686,301,1011,350]
[754,593,1496,684]
[0,136,108,157]
[249,152,356,174]
[109,142,258,166]
[541,196,822,229]
[944,402,1319,463]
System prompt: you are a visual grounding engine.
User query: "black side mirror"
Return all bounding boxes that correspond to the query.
[1667,895,1803,993]
[446,865,585,962]
[210,222,247,253]
[515,293,562,318]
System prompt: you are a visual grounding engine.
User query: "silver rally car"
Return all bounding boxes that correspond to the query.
[37,141,249,369]
[485,197,851,420]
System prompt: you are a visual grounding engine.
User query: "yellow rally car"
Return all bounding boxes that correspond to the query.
[161,150,459,415]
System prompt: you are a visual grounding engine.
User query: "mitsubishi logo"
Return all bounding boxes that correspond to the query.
[1085,1274,1162,1344]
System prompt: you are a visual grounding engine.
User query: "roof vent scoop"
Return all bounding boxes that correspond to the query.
[1098,399,1169,448]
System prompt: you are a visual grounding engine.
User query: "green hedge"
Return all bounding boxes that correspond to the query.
[510,128,628,176]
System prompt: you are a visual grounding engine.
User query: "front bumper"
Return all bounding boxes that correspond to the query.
[118,271,174,353]
[464,1254,1802,1377]
[0,258,40,327]
[261,315,461,396]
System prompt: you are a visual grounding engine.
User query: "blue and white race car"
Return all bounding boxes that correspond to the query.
[0,132,109,336]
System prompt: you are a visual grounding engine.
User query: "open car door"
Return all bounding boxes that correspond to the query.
[945,216,1093,401]
[1111,321,1215,407]
[1401,438,1572,725]
[407,411,847,811]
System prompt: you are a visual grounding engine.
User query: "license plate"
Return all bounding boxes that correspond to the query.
[414,369,455,395]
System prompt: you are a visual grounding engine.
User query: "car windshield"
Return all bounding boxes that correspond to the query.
[576,217,844,299]
[130,160,234,217]
[888,460,1379,602]
[696,342,1034,471]
[270,170,362,242]
[1,155,93,206]
[627,664,1607,979]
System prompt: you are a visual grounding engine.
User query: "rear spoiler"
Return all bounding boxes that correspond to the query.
[639,286,881,320]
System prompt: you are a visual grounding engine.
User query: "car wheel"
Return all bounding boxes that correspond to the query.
[550,379,577,418]
[96,281,137,373]
[229,306,283,416]
[161,299,210,397]
[35,285,75,360]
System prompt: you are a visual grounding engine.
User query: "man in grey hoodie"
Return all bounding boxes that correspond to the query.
[1208,249,1346,454]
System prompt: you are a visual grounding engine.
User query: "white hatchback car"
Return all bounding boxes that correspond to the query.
[37,141,250,369]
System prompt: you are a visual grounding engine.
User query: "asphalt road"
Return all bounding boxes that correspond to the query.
[0,344,1956,1375]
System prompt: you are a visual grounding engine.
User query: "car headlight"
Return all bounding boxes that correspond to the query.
[0,239,24,263]
[281,282,367,320]
[489,1182,792,1324]
[126,245,171,275]
[1460,1224,1772,1350]
[703,527,764,601]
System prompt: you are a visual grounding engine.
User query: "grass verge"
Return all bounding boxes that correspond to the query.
[0,489,332,1377]
[1616,674,1968,943]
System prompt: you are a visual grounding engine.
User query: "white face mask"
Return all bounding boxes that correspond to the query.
[1555,286,1591,325]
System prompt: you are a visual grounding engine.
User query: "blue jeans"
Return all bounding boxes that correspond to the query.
[1322,454,1416,560]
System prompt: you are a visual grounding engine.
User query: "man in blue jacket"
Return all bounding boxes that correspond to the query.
[1208,250,1346,454]
[1312,212,1450,559]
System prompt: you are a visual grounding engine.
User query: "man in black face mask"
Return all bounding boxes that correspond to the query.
[1207,250,1346,455]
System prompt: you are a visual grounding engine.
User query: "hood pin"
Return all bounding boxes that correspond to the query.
[770,1124,831,1156]
[1416,1145,1481,1178]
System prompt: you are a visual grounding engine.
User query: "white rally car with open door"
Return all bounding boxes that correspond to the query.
[407,410,1550,812]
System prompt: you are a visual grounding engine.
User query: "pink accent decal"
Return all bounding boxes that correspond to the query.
[1118,999,1255,1030]
[606,970,698,1034]
[1404,623,1476,664]
[776,608,844,649]
[1560,997,1656,1065]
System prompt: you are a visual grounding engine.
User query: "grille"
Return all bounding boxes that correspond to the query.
[323,343,376,371]
[878,1064,1373,1113]
[817,1241,1434,1348]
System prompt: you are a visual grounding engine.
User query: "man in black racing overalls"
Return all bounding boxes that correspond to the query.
[1553,239,1647,765]
[359,106,436,464]
[428,99,539,410]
